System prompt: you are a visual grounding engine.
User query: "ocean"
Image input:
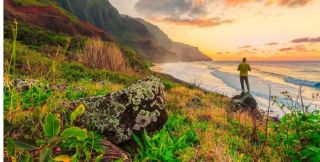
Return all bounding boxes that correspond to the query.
[151,61,320,117]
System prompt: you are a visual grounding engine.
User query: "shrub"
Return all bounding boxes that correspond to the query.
[58,62,138,84]
[270,92,320,161]
[120,45,146,71]
[77,38,131,72]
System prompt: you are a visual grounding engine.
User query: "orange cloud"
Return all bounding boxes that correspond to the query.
[277,0,312,7]
[279,45,308,52]
[239,45,252,49]
[291,36,320,43]
[151,17,234,27]
[224,0,256,6]
[265,42,279,45]
[224,0,313,7]
[194,0,205,5]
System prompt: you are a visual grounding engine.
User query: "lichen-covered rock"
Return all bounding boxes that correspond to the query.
[73,76,167,144]
[230,93,258,113]
[12,78,39,92]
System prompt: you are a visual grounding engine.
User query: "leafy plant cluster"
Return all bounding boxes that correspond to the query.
[270,92,320,162]
[6,104,105,162]
[4,84,52,111]
[133,115,200,161]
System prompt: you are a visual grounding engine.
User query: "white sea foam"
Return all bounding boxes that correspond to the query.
[151,61,320,117]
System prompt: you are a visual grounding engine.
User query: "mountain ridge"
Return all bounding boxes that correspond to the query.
[5,0,212,63]
[55,0,212,62]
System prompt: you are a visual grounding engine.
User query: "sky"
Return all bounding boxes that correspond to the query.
[109,0,320,61]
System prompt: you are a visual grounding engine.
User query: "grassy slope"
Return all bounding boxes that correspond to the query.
[5,3,318,161]
[3,36,280,161]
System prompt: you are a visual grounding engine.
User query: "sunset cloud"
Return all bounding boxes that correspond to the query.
[224,0,313,7]
[279,45,308,52]
[265,42,279,45]
[239,45,252,49]
[134,0,232,27]
[150,17,234,27]
[276,0,313,7]
[135,0,212,18]
[291,36,320,43]
[279,47,293,52]
[224,0,256,6]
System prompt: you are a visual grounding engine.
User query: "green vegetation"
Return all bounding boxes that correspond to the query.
[270,93,320,161]
[4,18,319,162]
[133,115,200,161]
[13,0,53,7]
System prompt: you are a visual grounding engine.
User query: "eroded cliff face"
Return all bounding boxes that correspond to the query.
[4,0,113,41]
[56,0,212,62]
[72,76,168,144]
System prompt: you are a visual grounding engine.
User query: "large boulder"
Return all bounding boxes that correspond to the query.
[230,93,258,113]
[72,76,167,144]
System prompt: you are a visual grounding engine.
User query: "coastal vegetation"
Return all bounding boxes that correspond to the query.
[3,0,319,161]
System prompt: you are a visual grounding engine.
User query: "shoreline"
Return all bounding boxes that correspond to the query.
[153,71,228,97]
[153,70,280,121]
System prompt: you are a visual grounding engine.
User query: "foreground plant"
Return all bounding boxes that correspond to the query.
[133,115,199,161]
[5,105,105,162]
[270,91,320,161]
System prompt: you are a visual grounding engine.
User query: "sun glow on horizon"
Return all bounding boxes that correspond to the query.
[110,0,320,61]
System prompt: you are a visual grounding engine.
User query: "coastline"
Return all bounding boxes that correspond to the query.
[154,70,282,122]
[154,71,227,96]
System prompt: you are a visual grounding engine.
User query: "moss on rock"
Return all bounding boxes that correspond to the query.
[73,76,167,144]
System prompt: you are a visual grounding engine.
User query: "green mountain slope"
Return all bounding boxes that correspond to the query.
[55,0,212,62]
[55,0,180,63]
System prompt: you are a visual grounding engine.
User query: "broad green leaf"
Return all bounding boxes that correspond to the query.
[12,139,37,151]
[70,104,86,124]
[40,147,52,162]
[53,155,72,162]
[61,127,88,141]
[43,114,60,137]
[94,154,104,162]
[6,138,15,156]
[20,152,32,162]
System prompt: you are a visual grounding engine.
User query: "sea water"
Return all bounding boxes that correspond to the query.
[151,61,320,117]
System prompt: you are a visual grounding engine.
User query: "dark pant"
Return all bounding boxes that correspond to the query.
[240,76,250,92]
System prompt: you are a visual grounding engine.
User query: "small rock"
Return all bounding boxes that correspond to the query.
[12,78,38,92]
[50,83,67,91]
[187,96,203,109]
[197,114,212,122]
[271,116,280,123]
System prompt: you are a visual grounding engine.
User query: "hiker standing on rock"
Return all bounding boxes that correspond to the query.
[238,57,251,94]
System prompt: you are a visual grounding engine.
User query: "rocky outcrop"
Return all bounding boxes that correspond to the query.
[72,76,167,144]
[230,93,258,113]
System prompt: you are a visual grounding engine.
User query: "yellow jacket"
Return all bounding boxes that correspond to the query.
[238,63,251,76]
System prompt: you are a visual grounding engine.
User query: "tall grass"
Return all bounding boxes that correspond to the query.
[77,38,131,72]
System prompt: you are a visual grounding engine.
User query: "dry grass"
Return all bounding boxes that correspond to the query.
[77,38,131,72]
[166,86,277,161]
